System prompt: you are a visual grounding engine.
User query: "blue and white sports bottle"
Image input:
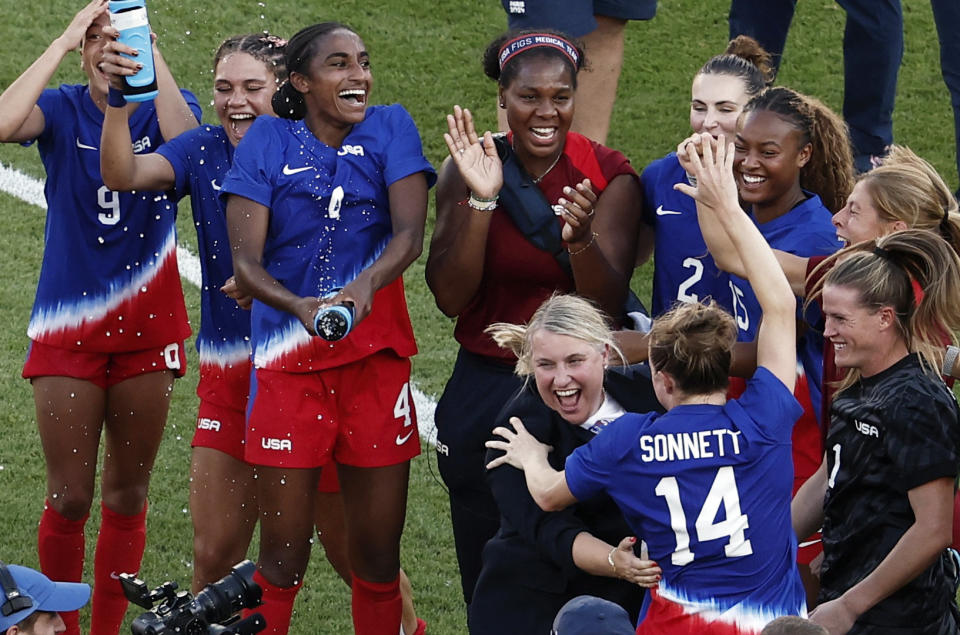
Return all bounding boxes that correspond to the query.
[313,289,355,341]
[108,0,158,102]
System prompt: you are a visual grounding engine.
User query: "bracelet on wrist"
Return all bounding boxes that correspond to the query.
[568,231,598,256]
[607,547,617,574]
[943,345,960,377]
[467,193,498,211]
[470,191,498,203]
[107,86,127,108]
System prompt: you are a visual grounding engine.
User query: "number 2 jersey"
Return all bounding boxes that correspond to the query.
[565,367,807,633]
[220,104,435,372]
[822,354,960,631]
[641,152,733,317]
[26,84,201,352]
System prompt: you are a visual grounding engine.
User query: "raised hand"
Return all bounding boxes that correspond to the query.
[443,104,503,199]
[98,24,145,90]
[674,132,739,213]
[56,0,109,53]
[559,178,598,244]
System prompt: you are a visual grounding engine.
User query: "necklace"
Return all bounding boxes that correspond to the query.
[513,138,563,183]
[531,151,562,183]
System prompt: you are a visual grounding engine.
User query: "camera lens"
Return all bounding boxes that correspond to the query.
[193,561,262,625]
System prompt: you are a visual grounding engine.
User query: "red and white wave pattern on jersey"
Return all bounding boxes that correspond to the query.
[638,585,805,635]
[27,227,187,351]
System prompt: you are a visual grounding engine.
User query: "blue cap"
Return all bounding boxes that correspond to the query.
[0,565,90,631]
[552,595,635,635]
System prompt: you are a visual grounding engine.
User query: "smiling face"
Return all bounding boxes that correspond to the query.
[831,180,902,246]
[531,329,607,425]
[500,55,575,171]
[822,283,897,377]
[291,28,371,146]
[81,12,113,97]
[690,72,750,138]
[214,52,279,146]
[734,109,811,212]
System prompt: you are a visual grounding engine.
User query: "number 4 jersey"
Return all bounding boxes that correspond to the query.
[26,84,201,352]
[565,367,807,633]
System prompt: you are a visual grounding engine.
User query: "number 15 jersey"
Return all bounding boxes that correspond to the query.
[566,368,807,633]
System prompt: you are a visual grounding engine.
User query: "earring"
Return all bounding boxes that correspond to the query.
[499,102,506,108]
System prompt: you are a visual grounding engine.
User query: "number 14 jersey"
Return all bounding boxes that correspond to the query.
[566,367,807,633]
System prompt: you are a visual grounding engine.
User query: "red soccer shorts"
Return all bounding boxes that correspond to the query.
[192,398,248,461]
[23,339,186,389]
[245,350,420,469]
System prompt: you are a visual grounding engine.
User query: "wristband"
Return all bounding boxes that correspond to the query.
[467,193,498,211]
[943,345,959,377]
[107,86,128,108]
[607,547,617,574]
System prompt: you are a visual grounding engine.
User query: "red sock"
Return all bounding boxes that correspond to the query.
[243,570,301,635]
[352,575,401,635]
[38,501,88,635]
[91,501,147,635]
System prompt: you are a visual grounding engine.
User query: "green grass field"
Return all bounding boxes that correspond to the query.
[0,0,955,632]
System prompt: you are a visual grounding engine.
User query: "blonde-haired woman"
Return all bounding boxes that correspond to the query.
[488,138,808,633]
[472,294,661,634]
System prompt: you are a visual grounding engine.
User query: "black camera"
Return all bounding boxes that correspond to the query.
[120,560,264,635]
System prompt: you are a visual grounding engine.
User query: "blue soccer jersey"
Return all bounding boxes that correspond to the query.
[156,125,250,366]
[27,84,201,352]
[565,368,807,633]
[221,104,435,372]
[727,194,841,422]
[642,153,733,317]
[156,124,251,411]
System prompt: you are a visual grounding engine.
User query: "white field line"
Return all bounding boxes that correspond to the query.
[0,161,438,444]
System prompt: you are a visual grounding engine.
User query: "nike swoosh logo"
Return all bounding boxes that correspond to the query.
[798,538,822,548]
[282,164,313,175]
[656,205,682,216]
[395,430,414,445]
[210,179,221,191]
[76,138,98,151]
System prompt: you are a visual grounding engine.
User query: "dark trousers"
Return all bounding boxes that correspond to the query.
[434,348,523,605]
[932,0,960,191]
[728,0,904,171]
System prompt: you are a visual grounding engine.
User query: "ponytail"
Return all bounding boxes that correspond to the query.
[813,229,960,390]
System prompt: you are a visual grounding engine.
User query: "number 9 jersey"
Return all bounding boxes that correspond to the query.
[565,367,807,633]
[25,84,201,352]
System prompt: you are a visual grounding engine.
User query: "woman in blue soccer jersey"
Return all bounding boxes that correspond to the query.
[488,138,807,634]
[792,230,960,634]
[471,294,662,634]
[100,31,285,594]
[222,22,434,635]
[99,32,425,635]
[426,28,645,606]
[640,35,772,319]
[0,2,199,634]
